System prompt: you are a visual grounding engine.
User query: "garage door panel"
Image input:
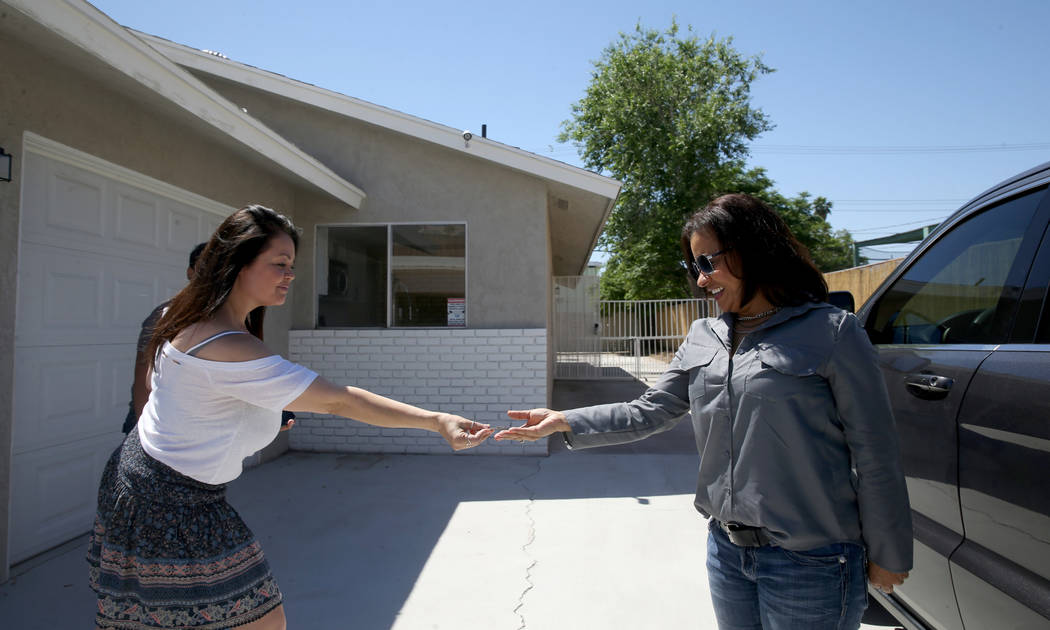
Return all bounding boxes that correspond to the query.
[44,258,105,330]
[17,243,184,347]
[166,202,203,254]
[164,279,186,303]
[18,244,109,344]
[41,359,100,427]
[113,185,161,248]
[47,164,106,239]
[21,152,222,267]
[12,344,129,453]
[113,273,158,329]
[9,433,120,563]
[109,261,183,334]
[202,214,222,241]
[110,357,135,412]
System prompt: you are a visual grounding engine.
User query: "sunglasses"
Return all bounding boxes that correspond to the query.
[691,250,727,276]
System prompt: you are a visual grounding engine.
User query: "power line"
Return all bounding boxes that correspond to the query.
[848,217,950,233]
[752,142,1050,155]
[538,142,1050,158]
[829,208,954,213]
[831,198,965,205]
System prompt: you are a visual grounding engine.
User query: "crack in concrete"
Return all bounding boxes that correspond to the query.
[512,457,543,630]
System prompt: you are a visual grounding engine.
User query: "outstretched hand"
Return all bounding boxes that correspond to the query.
[494,408,570,442]
[436,414,494,451]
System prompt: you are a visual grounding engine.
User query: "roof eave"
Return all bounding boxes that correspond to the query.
[6,0,365,209]
[137,31,622,201]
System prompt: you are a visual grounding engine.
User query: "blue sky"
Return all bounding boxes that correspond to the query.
[90,0,1050,262]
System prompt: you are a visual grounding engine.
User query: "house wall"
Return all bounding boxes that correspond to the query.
[193,77,554,453]
[0,35,309,579]
[189,76,551,330]
[289,329,547,455]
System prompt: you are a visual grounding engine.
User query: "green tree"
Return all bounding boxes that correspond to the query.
[560,21,773,299]
[732,167,863,273]
[563,21,858,299]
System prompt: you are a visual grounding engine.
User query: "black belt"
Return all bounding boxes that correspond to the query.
[717,520,772,547]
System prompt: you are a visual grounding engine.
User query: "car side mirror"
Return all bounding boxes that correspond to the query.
[828,290,855,313]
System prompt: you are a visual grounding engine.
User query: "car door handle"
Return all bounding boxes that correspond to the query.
[904,373,955,400]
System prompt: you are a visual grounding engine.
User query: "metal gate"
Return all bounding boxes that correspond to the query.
[553,275,718,382]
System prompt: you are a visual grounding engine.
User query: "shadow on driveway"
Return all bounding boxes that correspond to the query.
[0,378,705,629]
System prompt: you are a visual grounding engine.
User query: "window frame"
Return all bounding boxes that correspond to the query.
[314,221,468,329]
[862,185,1050,347]
[1018,219,1050,343]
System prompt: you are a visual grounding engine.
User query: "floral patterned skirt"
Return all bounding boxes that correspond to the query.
[87,431,281,629]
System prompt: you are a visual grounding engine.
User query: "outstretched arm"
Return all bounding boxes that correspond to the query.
[286,376,493,450]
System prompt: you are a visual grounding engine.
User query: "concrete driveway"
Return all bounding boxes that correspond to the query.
[0,379,893,629]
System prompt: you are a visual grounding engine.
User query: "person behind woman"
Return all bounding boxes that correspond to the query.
[495,193,912,629]
[123,242,207,434]
[88,205,493,630]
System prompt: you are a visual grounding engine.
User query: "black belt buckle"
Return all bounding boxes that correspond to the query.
[720,520,770,547]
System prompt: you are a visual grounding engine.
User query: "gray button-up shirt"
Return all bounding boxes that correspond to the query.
[564,302,913,572]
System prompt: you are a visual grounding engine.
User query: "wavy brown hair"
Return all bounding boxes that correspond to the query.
[147,205,299,365]
[680,193,827,307]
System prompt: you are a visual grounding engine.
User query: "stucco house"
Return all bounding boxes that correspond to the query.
[0,0,619,580]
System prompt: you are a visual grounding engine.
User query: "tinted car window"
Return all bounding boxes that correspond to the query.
[1011,221,1050,342]
[868,189,1044,345]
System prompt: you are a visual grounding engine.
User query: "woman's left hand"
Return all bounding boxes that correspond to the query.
[436,414,493,451]
[868,561,909,594]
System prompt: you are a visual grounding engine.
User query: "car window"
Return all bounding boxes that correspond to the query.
[868,188,1045,345]
[1011,220,1050,342]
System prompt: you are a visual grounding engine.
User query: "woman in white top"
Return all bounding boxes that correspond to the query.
[87,205,493,630]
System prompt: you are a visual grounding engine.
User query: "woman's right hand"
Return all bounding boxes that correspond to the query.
[435,414,493,451]
[494,408,570,442]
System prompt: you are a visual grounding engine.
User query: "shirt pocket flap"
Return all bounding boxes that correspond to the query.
[756,343,822,377]
[678,344,719,370]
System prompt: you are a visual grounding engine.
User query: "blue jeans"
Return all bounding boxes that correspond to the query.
[706,522,868,630]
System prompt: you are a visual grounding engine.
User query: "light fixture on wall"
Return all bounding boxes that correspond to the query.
[0,147,11,182]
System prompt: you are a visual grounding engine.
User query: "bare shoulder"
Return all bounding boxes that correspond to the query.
[193,333,275,362]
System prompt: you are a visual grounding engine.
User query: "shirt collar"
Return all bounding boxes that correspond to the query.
[714,301,833,339]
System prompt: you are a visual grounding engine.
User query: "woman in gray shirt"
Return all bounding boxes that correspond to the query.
[496,193,912,629]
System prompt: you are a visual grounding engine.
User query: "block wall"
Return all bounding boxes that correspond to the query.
[288,329,548,455]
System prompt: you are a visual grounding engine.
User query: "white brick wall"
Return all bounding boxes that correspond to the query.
[288,329,548,455]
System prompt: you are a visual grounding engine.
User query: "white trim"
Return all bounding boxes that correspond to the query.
[138,32,622,201]
[23,132,235,218]
[7,0,365,209]
[386,225,392,328]
[314,221,469,329]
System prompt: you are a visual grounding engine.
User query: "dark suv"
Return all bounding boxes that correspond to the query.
[852,162,1050,629]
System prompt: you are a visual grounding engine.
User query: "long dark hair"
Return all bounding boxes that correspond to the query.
[680,193,827,307]
[147,204,299,364]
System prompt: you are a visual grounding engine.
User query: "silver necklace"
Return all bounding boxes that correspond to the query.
[736,306,780,322]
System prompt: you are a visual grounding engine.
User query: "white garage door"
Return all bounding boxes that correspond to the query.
[10,134,231,563]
